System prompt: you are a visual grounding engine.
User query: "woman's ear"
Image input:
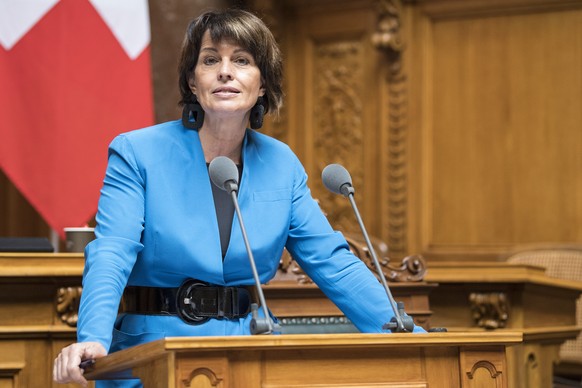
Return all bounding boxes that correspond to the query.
[188,76,196,93]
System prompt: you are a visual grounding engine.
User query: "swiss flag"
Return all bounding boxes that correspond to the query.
[0,0,154,238]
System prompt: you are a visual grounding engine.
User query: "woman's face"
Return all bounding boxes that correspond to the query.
[189,30,264,121]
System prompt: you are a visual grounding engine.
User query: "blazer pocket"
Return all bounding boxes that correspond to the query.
[253,189,292,202]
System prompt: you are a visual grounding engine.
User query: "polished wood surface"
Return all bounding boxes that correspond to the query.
[425,261,582,329]
[84,332,522,387]
[425,261,582,388]
[407,0,582,259]
[0,252,433,327]
[426,261,582,291]
[0,253,84,276]
[0,252,430,387]
[0,253,84,387]
[0,254,579,387]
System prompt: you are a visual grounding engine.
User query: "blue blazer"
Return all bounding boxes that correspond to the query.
[77,120,423,352]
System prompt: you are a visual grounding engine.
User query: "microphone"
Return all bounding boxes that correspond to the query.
[208,156,280,335]
[322,163,415,333]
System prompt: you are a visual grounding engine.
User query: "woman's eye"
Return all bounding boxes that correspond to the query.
[202,56,218,65]
[234,57,250,65]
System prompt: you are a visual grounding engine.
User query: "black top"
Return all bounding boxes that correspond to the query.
[207,163,243,259]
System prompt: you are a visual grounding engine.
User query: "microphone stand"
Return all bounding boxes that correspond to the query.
[342,189,413,332]
[226,182,280,335]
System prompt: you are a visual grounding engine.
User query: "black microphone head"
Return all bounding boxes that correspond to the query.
[322,164,354,197]
[209,156,239,193]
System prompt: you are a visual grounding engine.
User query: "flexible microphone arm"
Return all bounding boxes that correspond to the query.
[209,156,279,335]
[322,164,414,333]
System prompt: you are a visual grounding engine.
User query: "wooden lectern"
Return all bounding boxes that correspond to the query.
[84,332,522,387]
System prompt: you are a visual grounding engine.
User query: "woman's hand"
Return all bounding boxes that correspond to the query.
[53,342,107,386]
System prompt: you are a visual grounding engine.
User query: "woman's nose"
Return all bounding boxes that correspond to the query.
[218,60,234,80]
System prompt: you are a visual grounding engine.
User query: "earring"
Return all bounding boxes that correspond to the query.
[249,97,265,129]
[182,95,204,129]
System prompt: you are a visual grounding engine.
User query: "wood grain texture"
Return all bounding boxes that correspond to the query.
[84,333,521,387]
[408,1,582,259]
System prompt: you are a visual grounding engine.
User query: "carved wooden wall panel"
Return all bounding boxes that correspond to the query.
[271,0,402,255]
[312,40,367,230]
[406,0,582,259]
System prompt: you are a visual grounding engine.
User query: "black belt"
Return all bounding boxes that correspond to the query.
[123,279,258,325]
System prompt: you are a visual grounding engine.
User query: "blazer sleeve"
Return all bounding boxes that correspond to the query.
[285,160,425,333]
[77,134,145,351]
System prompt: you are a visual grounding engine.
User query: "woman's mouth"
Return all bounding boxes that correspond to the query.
[213,87,240,94]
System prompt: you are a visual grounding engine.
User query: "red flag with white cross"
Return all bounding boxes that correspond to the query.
[0,0,154,238]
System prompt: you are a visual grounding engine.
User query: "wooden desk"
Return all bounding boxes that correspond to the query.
[84,332,522,387]
[0,252,432,387]
[2,254,576,387]
[425,261,582,388]
[0,253,83,388]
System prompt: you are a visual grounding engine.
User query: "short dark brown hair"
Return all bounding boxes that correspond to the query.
[178,9,283,116]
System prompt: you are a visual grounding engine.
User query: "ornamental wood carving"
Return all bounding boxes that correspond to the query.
[345,235,427,282]
[56,286,82,327]
[277,233,427,284]
[372,0,404,55]
[313,41,364,237]
[469,292,509,329]
[466,360,503,379]
[373,0,409,256]
[184,367,222,387]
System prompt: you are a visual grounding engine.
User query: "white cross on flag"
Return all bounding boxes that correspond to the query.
[0,0,154,238]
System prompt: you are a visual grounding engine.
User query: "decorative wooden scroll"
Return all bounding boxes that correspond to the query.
[276,232,427,285]
[469,292,510,329]
[372,0,404,55]
[56,286,83,327]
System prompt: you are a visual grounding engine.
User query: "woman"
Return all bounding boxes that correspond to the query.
[54,8,424,387]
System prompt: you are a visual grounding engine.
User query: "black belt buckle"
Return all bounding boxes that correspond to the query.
[176,279,211,325]
[175,279,253,325]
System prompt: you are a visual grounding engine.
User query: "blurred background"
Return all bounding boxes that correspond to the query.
[1,0,581,261]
